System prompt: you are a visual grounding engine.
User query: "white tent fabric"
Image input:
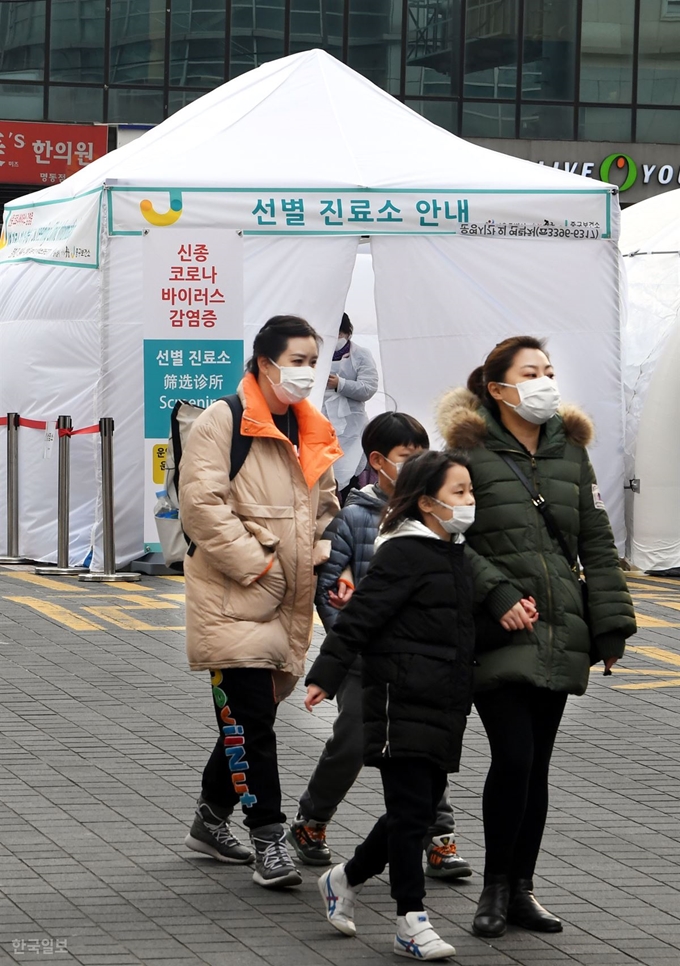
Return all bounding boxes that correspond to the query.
[0,49,625,568]
[620,190,680,570]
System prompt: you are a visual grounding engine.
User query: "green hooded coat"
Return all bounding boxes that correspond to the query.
[436,389,637,696]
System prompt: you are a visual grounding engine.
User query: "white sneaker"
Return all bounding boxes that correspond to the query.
[394,912,456,960]
[318,863,362,937]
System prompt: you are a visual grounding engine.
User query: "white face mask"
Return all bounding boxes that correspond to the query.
[267,359,315,404]
[379,457,404,484]
[497,376,560,425]
[335,337,348,352]
[430,498,476,535]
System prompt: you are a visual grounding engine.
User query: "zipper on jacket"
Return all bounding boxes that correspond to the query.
[531,456,555,682]
[382,683,391,757]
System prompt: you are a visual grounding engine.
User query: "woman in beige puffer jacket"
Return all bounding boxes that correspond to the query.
[180,315,341,889]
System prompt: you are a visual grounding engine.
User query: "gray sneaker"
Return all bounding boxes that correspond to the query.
[184,797,254,864]
[251,823,302,889]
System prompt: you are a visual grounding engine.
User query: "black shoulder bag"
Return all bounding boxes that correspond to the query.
[498,454,595,662]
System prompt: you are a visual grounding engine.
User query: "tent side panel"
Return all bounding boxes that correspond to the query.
[0,260,102,563]
[371,235,626,549]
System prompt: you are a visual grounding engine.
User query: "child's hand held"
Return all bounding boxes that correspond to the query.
[305,685,328,711]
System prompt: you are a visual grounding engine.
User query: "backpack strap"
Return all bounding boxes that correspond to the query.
[185,394,252,558]
[221,394,252,481]
[498,453,579,572]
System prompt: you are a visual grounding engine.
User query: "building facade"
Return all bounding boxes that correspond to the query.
[1,1,680,206]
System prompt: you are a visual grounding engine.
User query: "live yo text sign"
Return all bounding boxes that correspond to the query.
[142,229,244,549]
[0,121,108,185]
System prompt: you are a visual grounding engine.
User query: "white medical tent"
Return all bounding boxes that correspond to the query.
[0,49,625,569]
[620,190,680,572]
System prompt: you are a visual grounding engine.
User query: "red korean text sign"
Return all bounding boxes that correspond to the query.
[0,121,108,185]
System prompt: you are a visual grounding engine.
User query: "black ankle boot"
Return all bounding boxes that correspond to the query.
[472,874,510,938]
[507,878,563,932]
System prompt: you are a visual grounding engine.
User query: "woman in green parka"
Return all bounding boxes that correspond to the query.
[436,336,636,940]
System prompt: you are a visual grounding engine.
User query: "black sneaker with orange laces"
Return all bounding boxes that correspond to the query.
[287,813,332,866]
[425,834,472,879]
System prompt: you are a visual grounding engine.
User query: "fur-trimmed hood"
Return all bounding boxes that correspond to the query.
[436,387,595,451]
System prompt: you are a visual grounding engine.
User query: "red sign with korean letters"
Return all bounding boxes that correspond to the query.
[0,121,108,185]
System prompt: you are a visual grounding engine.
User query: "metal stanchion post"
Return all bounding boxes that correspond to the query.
[35,415,86,576]
[79,418,140,582]
[0,412,29,564]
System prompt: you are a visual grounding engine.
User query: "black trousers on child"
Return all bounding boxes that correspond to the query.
[201,667,286,830]
[474,683,568,882]
[344,757,447,916]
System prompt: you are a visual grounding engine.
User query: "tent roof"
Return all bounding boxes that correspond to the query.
[15,49,610,206]
[620,188,680,255]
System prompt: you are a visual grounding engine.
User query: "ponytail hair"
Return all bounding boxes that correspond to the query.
[467,336,548,414]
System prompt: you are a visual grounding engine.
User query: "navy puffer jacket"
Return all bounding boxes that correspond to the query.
[315,484,387,630]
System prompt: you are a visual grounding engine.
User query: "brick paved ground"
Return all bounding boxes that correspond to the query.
[1,567,680,966]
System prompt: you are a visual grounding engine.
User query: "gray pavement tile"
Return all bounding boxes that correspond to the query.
[3,574,680,966]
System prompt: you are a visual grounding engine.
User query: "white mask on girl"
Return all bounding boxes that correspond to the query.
[430,499,476,535]
[267,360,315,404]
[497,376,560,425]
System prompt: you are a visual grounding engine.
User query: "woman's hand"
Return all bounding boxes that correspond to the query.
[305,685,328,711]
[327,374,339,391]
[520,596,539,624]
[500,600,538,633]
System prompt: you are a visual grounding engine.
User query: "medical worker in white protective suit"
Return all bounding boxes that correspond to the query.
[323,313,379,503]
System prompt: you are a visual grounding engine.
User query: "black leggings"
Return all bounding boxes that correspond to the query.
[474,684,568,882]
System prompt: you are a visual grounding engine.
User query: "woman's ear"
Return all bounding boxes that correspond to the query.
[487,381,503,402]
[418,495,432,516]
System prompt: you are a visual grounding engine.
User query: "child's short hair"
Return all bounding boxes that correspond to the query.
[362,412,429,459]
[381,450,470,535]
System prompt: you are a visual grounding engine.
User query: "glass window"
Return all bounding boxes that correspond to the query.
[464,0,518,101]
[520,103,573,139]
[403,97,458,133]
[405,1,461,98]
[348,0,402,96]
[579,0,634,104]
[50,0,105,83]
[230,0,285,79]
[638,0,680,105]
[109,0,166,85]
[168,89,210,116]
[108,87,165,123]
[462,100,514,137]
[0,1,46,81]
[636,108,680,144]
[170,0,225,87]
[290,0,343,59]
[523,0,577,101]
[0,82,43,120]
[48,85,104,122]
[578,106,631,141]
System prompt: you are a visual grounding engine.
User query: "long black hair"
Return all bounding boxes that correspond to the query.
[246,315,321,377]
[381,450,470,535]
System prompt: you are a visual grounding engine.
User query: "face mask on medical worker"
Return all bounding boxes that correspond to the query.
[497,375,560,425]
[267,359,315,404]
[335,337,348,352]
[429,499,476,535]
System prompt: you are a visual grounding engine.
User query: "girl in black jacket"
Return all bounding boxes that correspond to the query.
[305,451,476,962]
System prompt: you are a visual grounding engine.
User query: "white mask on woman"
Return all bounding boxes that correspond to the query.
[430,499,476,535]
[267,360,315,404]
[335,337,348,352]
[497,376,560,425]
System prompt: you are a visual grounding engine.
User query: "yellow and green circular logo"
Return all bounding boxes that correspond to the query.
[599,153,637,192]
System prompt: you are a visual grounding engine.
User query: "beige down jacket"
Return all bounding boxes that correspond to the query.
[180,373,341,699]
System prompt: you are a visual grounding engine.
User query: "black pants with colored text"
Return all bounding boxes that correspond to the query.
[201,667,286,831]
[344,757,447,916]
[474,684,568,882]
